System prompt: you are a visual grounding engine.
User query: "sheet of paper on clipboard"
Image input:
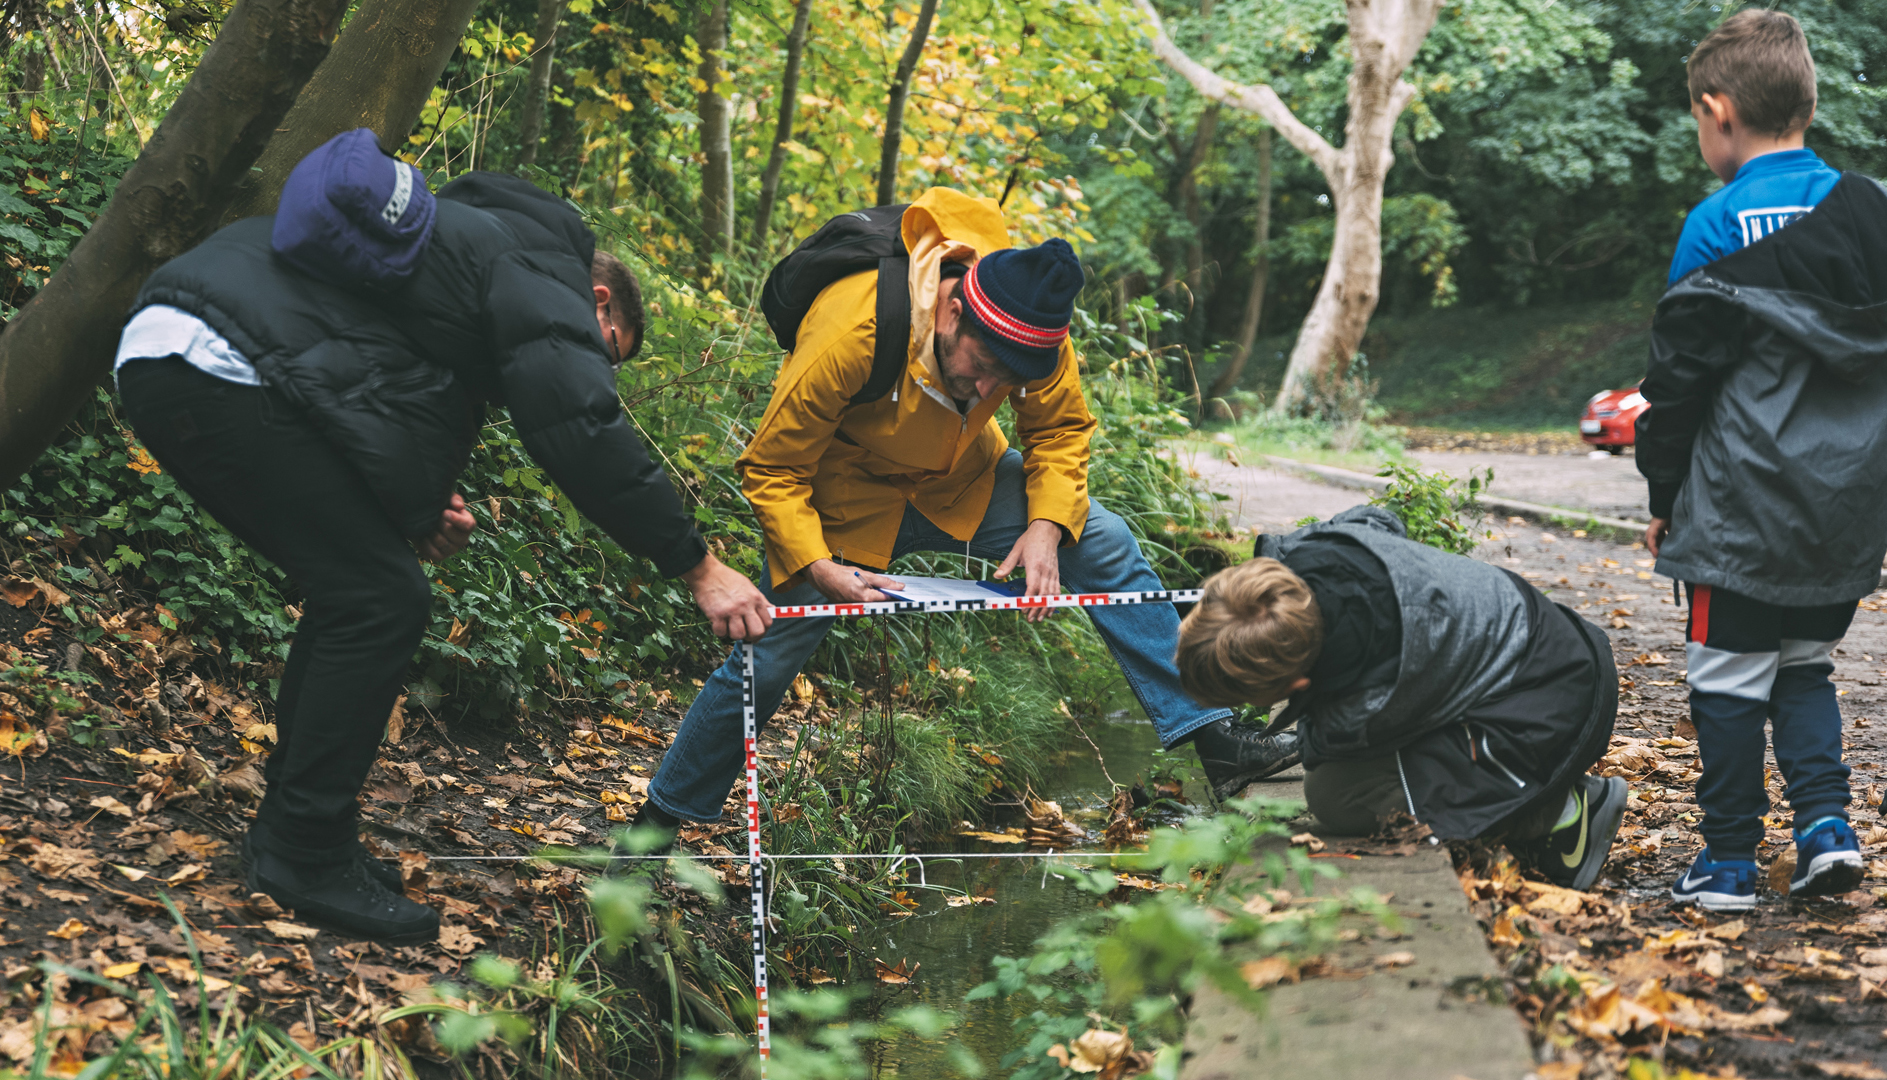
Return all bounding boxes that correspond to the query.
[871,576,1023,603]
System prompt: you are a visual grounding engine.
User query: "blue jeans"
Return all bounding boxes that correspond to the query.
[649,449,1231,821]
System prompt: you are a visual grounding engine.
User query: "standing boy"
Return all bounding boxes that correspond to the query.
[1638,11,1887,911]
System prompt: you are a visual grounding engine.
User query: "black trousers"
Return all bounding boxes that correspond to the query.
[119,358,431,862]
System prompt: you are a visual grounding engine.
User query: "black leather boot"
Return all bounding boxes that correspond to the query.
[247,846,439,945]
[242,823,403,892]
[1191,722,1301,802]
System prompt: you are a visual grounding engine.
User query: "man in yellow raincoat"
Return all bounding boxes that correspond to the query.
[643,188,1299,822]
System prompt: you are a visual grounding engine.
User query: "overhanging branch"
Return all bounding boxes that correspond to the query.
[1130,0,1342,181]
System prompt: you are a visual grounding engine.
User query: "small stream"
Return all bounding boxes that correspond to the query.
[855,705,1201,1075]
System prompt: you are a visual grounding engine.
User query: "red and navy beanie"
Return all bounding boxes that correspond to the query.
[960,238,1084,381]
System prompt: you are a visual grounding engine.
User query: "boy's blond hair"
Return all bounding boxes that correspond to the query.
[1176,558,1324,708]
[1689,10,1817,137]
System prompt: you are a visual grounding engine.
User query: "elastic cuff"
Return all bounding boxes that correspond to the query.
[252,818,358,866]
[1647,481,1681,521]
[1793,810,1850,835]
[653,532,711,578]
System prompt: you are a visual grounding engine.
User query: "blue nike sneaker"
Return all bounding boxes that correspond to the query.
[1790,816,1865,898]
[1670,850,1758,912]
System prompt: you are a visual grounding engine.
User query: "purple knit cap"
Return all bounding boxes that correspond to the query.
[272,128,436,288]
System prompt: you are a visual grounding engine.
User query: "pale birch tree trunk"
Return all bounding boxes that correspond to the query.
[696,0,733,276]
[1133,0,1441,414]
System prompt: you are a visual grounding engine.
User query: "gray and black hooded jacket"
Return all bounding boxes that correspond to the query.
[1637,172,1887,606]
[1260,506,1616,838]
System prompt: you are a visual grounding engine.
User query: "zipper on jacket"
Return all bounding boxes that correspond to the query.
[1479,733,1528,790]
[1394,751,1417,816]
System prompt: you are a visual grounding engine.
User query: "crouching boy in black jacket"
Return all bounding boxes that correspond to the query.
[1176,506,1624,890]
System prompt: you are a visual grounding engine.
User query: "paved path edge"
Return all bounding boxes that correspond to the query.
[1261,454,1649,541]
[1179,773,1541,1080]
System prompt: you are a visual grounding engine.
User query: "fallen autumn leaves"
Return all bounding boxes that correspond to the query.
[1451,594,1887,1080]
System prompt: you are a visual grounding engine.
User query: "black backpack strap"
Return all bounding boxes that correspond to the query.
[852,255,911,405]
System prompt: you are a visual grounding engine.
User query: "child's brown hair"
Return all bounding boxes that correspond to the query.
[1176,558,1323,708]
[1688,9,1817,137]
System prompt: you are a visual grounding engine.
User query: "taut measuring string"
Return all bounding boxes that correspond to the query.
[739,586,1202,1069]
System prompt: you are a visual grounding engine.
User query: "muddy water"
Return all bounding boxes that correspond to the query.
[857,708,1195,1076]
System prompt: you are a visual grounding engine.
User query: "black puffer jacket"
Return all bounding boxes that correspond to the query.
[1637,172,1887,606]
[134,173,707,577]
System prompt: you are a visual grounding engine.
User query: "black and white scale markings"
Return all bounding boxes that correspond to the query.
[737,587,1201,1070]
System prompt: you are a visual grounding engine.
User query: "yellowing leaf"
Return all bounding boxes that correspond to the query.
[87,795,134,818]
[49,918,90,940]
[265,920,320,941]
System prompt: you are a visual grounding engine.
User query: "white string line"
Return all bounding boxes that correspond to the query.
[423,850,1110,862]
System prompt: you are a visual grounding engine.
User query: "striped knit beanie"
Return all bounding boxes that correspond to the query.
[959,238,1084,380]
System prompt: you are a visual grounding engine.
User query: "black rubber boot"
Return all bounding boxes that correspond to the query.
[605,800,681,876]
[242,824,403,893]
[248,847,439,945]
[1191,722,1302,802]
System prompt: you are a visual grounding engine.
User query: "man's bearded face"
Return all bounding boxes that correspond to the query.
[935,322,1011,401]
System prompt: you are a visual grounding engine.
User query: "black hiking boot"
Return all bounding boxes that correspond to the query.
[241,823,402,893]
[1516,774,1628,893]
[247,846,439,945]
[606,800,682,875]
[1191,721,1301,802]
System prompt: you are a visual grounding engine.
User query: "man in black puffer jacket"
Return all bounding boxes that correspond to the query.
[113,129,771,944]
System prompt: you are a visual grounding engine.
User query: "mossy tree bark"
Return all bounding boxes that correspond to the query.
[516,0,565,169]
[0,0,349,488]
[220,0,483,222]
[696,0,733,276]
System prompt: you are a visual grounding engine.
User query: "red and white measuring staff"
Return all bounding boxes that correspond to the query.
[737,586,1203,1069]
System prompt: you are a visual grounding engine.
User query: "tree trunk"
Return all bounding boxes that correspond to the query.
[696,0,732,275]
[220,0,484,223]
[0,0,349,488]
[750,0,814,252]
[1133,0,1441,414]
[875,0,940,207]
[1177,103,1218,341]
[516,0,563,169]
[1207,123,1270,404]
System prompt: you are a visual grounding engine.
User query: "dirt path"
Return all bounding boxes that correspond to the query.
[1193,454,1887,1077]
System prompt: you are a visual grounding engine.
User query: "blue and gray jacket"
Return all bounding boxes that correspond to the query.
[1639,172,1887,606]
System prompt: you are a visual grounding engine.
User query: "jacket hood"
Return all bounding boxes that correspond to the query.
[1666,173,1887,383]
[436,172,596,267]
[272,128,437,288]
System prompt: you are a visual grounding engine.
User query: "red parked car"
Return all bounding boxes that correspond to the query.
[1579,381,1647,453]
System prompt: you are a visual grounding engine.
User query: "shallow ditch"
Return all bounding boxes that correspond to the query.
[849,704,1199,1074]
